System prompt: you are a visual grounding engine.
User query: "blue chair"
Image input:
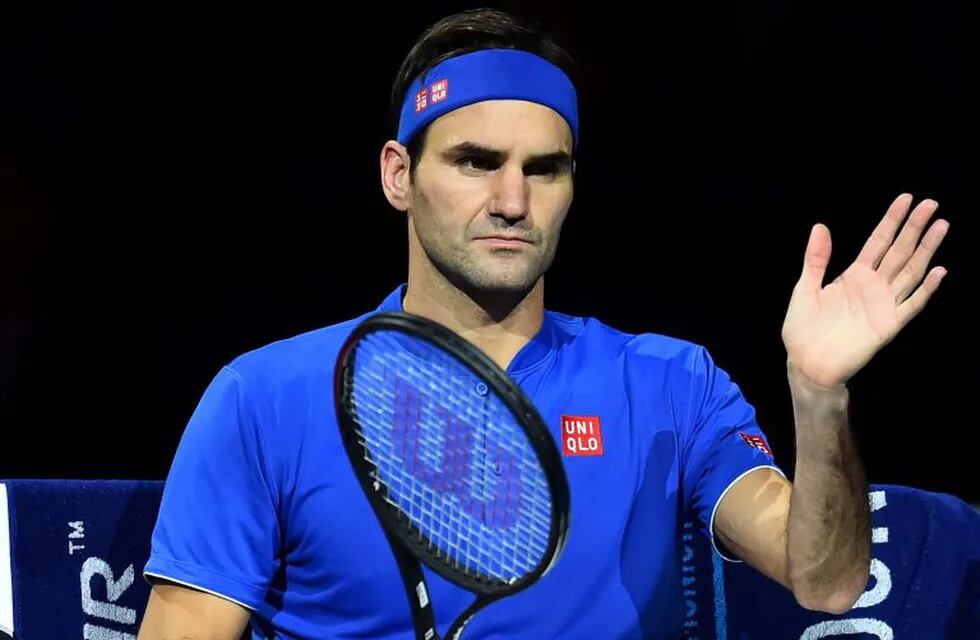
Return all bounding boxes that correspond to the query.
[0,479,162,640]
[682,484,980,639]
[1,479,977,639]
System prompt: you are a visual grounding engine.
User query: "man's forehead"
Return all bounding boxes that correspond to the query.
[428,101,574,153]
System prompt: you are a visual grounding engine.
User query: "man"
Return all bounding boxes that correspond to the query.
[137,8,950,639]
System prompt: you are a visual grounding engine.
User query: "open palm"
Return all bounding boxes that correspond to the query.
[781,194,950,389]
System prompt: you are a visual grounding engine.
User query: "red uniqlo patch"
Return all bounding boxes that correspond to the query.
[430,79,448,103]
[561,415,604,456]
[739,432,772,456]
[414,88,428,112]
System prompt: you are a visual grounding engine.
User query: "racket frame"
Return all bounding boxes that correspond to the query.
[334,311,570,639]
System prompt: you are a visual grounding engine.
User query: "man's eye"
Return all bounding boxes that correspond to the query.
[459,156,496,171]
[525,162,557,177]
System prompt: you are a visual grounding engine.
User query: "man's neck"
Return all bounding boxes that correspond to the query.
[402,274,544,371]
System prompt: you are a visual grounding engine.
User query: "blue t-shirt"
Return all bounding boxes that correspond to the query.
[144,284,783,639]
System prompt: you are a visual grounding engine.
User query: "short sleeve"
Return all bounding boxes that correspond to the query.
[143,365,281,610]
[681,347,785,563]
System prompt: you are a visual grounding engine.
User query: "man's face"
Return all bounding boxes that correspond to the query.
[407,99,575,295]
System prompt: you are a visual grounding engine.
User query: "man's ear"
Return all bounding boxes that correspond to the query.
[380,140,412,212]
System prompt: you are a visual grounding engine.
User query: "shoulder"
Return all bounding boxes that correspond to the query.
[546,310,733,416]
[221,312,370,392]
[548,309,709,374]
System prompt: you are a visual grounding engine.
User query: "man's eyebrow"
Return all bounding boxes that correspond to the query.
[440,142,506,163]
[441,142,572,168]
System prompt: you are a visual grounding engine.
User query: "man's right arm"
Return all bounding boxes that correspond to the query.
[137,581,251,640]
[139,366,280,639]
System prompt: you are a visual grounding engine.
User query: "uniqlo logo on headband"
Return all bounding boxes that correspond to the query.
[415,88,428,112]
[561,415,604,457]
[430,79,448,103]
[739,432,773,457]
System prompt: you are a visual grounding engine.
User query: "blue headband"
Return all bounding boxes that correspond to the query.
[397,48,579,149]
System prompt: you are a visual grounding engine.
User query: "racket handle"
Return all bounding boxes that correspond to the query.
[388,533,441,640]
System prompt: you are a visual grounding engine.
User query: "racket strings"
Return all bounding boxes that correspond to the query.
[344,330,553,584]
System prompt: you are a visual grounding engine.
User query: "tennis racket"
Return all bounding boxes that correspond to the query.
[334,311,570,640]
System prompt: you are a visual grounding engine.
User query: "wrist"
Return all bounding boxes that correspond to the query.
[787,360,849,411]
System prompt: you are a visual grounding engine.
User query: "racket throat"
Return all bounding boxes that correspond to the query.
[413,580,438,640]
[445,594,495,640]
[388,535,440,640]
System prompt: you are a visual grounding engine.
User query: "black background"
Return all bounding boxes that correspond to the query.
[2,2,977,502]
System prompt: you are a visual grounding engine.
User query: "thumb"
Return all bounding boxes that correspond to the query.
[797,223,832,292]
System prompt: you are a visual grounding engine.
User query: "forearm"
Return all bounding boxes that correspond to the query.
[785,363,871,613]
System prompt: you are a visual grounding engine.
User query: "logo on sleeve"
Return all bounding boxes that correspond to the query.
[561,415,604,456]
[739,432,773,457]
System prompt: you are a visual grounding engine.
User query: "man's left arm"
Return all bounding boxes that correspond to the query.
[714,193,950,614]
[714,367,870,614]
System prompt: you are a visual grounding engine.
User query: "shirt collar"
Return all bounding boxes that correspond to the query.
[375,283,557,374]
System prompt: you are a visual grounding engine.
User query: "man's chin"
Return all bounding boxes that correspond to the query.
[434,252,544,297]
[471,274,541,297]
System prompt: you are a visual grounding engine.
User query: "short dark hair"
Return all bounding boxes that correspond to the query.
[389,8,578,178]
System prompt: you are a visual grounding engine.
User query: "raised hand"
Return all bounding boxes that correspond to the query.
[781,193,949,389]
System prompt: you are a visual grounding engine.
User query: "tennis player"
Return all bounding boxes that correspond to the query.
[137,8,950,639]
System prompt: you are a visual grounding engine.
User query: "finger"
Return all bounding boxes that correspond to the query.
[892,218,950,302]
[896,265,947,328]
[797,223,832,292]
[854,193,914,267]
[877,198,940,281]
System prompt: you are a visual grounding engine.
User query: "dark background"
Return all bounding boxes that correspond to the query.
[2,2,977,502]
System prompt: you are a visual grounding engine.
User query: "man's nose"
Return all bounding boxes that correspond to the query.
[488,165,529,221]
